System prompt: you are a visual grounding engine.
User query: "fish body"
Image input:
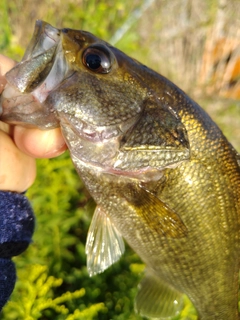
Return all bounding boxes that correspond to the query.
[1,21,240,319]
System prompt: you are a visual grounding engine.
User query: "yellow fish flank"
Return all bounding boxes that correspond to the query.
[1,21,240,320]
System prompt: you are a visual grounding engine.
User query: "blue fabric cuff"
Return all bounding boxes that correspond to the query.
[0,191,35,311]
[0,191,35,257]
[0,259,16,310]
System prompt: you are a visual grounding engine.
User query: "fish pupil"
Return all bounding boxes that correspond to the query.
[82,45,112,73]
[86,53,101,70]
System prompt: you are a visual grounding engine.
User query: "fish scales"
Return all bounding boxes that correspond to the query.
[1,21,240,319]
[72,90,240,319]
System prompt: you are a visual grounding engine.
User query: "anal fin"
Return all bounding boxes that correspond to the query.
[85,206,125,277]
[135,269,183,319]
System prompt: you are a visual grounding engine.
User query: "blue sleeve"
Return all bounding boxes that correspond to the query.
[0,191,35,311]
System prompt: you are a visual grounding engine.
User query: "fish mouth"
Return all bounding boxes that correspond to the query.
[0,21,73,125]
[5,20,61,94]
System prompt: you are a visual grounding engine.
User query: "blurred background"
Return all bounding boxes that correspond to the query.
[0,0,239,319]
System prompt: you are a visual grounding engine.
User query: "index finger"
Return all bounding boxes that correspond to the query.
[0,54,16,74]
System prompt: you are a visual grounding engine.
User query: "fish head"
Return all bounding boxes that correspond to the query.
[1,21,190,178]
[1,20,146,128]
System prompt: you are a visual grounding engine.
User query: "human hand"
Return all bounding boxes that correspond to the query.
[0,54,67,193]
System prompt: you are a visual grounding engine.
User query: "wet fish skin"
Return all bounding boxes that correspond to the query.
[1,21,240,320]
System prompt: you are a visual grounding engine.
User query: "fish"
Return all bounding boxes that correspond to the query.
[1,20,240,320]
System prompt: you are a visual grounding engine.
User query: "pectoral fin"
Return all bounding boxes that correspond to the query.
[85,206,125,277]
[135,269,183,319]
[125,184,187,238]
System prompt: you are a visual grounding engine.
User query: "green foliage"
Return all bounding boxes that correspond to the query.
[1,0,144,60]
[0,0,11,51]
[2,264,104,320]
[0,0,25,59]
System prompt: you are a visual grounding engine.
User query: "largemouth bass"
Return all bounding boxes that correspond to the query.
[1,21,240,320]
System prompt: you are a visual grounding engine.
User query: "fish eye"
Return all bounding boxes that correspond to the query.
[82,45,113,74]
